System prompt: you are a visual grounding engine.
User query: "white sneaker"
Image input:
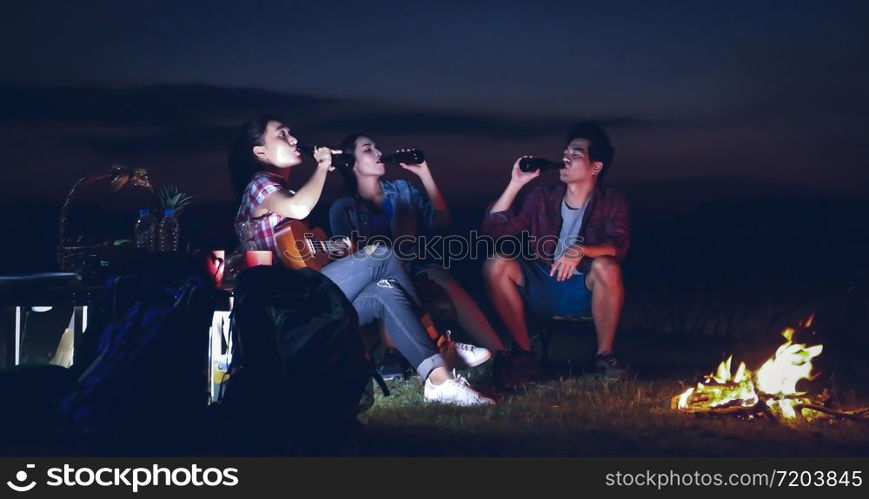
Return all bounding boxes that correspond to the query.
[424,374,495,406]
[438,331,492,369]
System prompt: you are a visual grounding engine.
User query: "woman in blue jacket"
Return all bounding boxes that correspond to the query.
[329,134,506,370]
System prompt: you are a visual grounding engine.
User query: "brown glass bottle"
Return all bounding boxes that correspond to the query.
[297,145,353,169]
[382,149,425,165]
[519,157,562,172]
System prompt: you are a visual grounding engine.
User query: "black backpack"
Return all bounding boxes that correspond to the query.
[59,254,215,455]
[220,265,384,455]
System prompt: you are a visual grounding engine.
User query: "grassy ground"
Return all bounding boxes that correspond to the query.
[356,332,869,457]
[358,375,869,457]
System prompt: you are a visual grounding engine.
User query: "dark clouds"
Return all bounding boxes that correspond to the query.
[0,84,656,202]
[0,84,649,154]
[1,1,867,204]
[1,80,868,206]
[0,84,339,126]
[4,1,867,117]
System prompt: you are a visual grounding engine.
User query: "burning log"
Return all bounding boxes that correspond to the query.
[792,405,869,422]
[673,318,835,422]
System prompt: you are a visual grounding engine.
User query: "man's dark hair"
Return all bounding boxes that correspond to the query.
[566,122,615,183]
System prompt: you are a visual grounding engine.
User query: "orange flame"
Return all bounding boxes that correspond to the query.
[675,317,822,420]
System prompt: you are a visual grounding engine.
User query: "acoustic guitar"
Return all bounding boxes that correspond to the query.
[273,219,352,272]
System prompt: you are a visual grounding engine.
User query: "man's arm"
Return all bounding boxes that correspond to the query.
[482,156,541,236]
[599,190,630,262]
[577,243,618,259]
[489,181,524,214]
[575,190,630,275]
[489,157,541,213]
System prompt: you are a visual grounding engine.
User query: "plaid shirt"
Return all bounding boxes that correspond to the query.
[235,172,295,253]
[482,184,630,275]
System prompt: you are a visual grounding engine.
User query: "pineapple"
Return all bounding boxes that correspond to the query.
[157,185,193,215]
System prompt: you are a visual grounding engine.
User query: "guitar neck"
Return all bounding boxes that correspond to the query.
[308,239,348,255]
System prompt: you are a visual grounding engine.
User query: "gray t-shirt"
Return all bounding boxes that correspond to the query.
[554,198,588,274]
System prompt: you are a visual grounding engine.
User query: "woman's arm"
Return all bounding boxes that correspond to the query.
[260,147,337,220]
[401,160,450,228]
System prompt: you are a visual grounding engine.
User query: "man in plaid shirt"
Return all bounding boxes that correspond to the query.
[482,122,630,381]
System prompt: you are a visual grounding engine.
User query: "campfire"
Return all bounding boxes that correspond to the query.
[672,315,868,423]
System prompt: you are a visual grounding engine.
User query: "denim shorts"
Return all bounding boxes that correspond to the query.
[517,259,592,319]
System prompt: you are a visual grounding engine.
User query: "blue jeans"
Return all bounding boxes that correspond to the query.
[320,245,445,379]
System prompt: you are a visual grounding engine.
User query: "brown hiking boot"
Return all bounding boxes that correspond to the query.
[593,353,629,380]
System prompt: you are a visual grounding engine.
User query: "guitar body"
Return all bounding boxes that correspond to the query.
[273,219,348,272]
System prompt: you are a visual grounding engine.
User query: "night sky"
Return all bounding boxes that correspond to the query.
[2,0,868,205]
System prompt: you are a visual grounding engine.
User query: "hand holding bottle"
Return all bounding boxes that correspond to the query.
[518,156,562,172]
[312,146,342,171]
[510,156,542,187]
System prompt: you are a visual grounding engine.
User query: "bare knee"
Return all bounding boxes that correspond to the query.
[589,256,622,286]
[482,255,506,277]
[483,255,521,282]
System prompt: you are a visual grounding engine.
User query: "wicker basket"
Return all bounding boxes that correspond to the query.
[57,166,158,275]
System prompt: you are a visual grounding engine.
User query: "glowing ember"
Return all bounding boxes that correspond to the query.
[673,319,823,420]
